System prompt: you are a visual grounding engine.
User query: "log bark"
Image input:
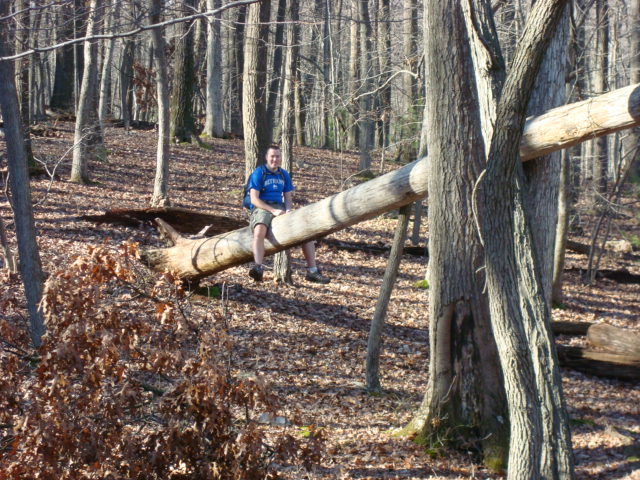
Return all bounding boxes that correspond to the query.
[587,324,640,359]
[141,84,640,280]
[556,345,640,381]
[520,82,640,161]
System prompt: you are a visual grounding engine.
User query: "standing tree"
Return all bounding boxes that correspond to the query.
[402,0,509,468]
[150,0,171,207]
[625,0,640,177]
[170,0,198,143]
[70,0,105,184]
[478,0,574,475]
[203,0,224,138]
[0,3,45,347]
[357,0,374,173]
[405,0,574,476]
[242,0,271,177]
[273,0,299,284]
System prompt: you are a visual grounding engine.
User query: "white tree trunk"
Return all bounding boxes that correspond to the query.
[70,0,104,184]
[150,0,171,207]
[203,0,223,137]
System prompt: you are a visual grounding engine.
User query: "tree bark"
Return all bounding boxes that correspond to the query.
[141,84,640,280]
[0,3,46,347]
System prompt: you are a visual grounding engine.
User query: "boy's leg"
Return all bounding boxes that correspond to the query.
[301,241,330,284]
[252,224,268,265]
[301,240,317,268]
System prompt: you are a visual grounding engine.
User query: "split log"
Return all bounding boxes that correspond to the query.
[141,84,640,279]
[81,207,247,235]
[556,345,640,381]
[587,324,640,359]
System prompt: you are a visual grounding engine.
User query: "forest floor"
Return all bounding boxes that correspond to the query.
[1,120,639,479]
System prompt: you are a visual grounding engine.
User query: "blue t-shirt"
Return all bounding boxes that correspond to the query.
[248,165,294,205]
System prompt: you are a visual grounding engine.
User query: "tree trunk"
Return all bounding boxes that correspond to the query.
[520,82,640,160]
[366,204,411,392]
[150,0,171,207]
[170,0,197,143]
[50,3,75,110]
[0,3,46,347]
[15,0,34,165]
[242,2,262,177]
[70,0,105,184]
[625,0,639,178]
[141,84,640,281]
[552,149,571,304]
[357,0,374,173]
[230,6,246,136]
[273,0,299,285]
[522,5,569,306]
[203,0,223,138]
[403,0,508,468]
[98,0,119,124]
[479,0,574,477]
[346,0,359,150]
[266,0,286,140]
[120,39,135,128]
[592,0,610,195]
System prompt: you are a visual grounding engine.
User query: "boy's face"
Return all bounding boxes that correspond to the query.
[265,148,281,171]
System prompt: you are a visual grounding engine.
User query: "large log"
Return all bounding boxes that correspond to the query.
[520,83,640,160]
[141,84,640,279]
[550,321,591,336]
[587,324,640,359]
[556,345,640,381]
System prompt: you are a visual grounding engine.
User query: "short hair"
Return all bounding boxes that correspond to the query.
[266,144,281,152]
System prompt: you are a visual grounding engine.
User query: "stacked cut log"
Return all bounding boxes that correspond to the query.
[552,322,640,381]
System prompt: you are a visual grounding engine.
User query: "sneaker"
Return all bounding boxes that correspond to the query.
[305,269,330,284]
[249,265,264,281]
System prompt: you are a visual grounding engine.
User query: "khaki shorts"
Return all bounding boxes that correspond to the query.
[250,203,285,231]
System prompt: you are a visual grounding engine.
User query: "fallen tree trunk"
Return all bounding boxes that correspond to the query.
[550,321,591,336]
[556,345,640,381]
[141,84,640,279]
[520,82,640,160]
[587,324,640,359]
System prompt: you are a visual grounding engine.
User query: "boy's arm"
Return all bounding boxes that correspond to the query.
[284,191,293,212]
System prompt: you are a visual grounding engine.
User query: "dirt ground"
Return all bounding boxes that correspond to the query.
[1,121,639,479]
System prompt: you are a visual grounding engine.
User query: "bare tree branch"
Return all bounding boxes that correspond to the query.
[0,0,259,62]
